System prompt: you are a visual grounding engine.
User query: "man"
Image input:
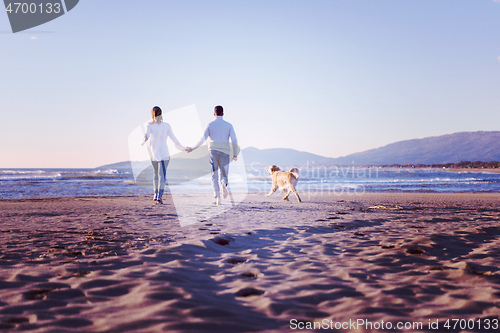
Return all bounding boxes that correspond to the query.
[187,105,238,205]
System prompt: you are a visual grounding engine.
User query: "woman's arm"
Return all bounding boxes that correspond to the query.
[141,125,151,146]
[167,124,186,151]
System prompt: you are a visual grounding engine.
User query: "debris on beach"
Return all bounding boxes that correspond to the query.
[366,205,403,210]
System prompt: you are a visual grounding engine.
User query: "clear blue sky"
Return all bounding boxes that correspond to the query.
[2,0,500,168]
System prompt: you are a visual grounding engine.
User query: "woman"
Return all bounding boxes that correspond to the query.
[142,106,187,204]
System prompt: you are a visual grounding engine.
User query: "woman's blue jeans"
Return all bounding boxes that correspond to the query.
[151,159,169,200]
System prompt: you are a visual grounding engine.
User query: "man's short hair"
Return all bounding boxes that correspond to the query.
[215,105,224,116]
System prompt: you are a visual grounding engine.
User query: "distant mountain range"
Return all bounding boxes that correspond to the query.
[240,147,336,167]
[333,131,500,165]
[96,131,500,169]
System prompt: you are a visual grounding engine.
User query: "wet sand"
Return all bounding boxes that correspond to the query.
[1,192,500,332]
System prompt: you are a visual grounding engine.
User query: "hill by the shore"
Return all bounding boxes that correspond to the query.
[332,131,500,165]
[96,147,337,170]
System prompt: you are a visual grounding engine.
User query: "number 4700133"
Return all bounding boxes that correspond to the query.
[5,2,61,14]
[443,318,499,330]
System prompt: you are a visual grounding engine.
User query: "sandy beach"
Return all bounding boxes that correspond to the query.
[1,192,500,332]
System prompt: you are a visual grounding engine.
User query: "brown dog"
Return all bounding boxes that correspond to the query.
[266,165,301,202]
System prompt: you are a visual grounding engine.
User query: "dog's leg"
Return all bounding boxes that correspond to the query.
[283,189,291,201]
[290,186,302,202]
[266,185,277,197]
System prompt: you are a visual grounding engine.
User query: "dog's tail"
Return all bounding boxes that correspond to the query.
[289,168,299,179]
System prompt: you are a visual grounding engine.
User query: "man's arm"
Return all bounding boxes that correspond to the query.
[189,125,210,152]
[230,124,238,161]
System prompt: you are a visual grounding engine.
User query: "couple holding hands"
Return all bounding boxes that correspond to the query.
[142,105,238,205]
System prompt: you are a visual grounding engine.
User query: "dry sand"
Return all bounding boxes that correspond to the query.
[1,192,500,332]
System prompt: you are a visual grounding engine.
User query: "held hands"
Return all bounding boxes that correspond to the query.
[183,146,235,157]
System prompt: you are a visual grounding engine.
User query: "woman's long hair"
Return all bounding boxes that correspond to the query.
[149,106,163,124]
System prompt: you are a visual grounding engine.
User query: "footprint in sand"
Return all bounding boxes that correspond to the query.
[235,287,264,297]
[405,245,425,255]
[464,263,493,276]
[23,288,52,300]
[211,235,234,246]
[227,257,246,264]
[241,272,258,278]
[4,317,30,325]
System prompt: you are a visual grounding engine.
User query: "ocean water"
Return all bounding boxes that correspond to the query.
[0,168,150,199]
[247,167,500,196]
[1,167,500,200]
